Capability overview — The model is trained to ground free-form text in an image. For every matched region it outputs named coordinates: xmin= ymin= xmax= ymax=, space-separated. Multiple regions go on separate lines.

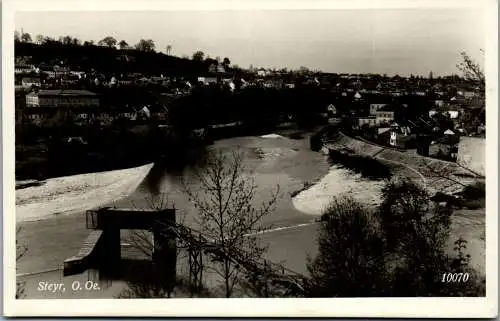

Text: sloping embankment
xmin=324 ymin=133 xmax=480 ymax=195
xmin=16 ymin=163 xmax=154 ymax=223
xmin=319 ymin=132 xmax=485 ymax=276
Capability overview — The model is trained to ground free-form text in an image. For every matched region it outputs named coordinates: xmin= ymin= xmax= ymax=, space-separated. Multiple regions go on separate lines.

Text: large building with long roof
xmin=25 ymin=90 xmax=99 ymax=108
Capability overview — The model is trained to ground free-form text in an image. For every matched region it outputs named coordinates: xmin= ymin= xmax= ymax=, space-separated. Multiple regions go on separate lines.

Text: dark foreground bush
xmin=305 ymin=180 xmax=485 ymax=297
xmin=460 ymin=181 xmax=486 ymax=200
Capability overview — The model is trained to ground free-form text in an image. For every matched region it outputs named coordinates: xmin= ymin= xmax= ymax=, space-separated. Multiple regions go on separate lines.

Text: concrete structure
xmin=26 ymin=90 xmax=99 ymax=108
xmin=64 ymin=207 xmax=177 ymax=280
xmin=457 ymin=136 xmax=485 ymax=176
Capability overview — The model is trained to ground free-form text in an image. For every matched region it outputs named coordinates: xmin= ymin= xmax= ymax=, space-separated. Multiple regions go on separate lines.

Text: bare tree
xmin=457 ymin=51 xmax=485 ymax=91
xmin=184 ymin=150 xmax=280 ymax=297
xmin=166 ymin=45 xmax=172 ymax=55
xmin=422 ymin=159 xmax=472 ymax=188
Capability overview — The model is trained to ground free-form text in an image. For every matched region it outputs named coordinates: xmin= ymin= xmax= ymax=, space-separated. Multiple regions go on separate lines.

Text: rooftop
xmin=21 ymin=77 xmax=40 ymax=82
xmin=377 ymin=104 xmax=398 ymax=112
xmin=27 ymin=90 xmax=97 ymax=97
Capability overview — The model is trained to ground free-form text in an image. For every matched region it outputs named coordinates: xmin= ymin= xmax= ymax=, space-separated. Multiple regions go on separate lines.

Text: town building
xmin=21 ymin=77 xmax=41 ymax=88
xmin=327 ymin=104 xmax=337 ymax=117
xmin=61 ymin=74 xmax=80 ymax=86
xmin=436 ymin=131 xmax=459 ymax=161
xmin=389 ymin=123 xmax=413 ymax=148
xmin=15 ymin=64 xmax=37 ymax=74
xmin=374 ymin=105 xmax=396 ymax=125
xmin=370 ymin=103 xmax=387 ymax=115
xmin=355 ymin=116 xmax=377 ymax=128
xmin=42 ymin=70 xmax=57 ymax=78
xmin=445 ymin=110 xmax=460 ymax=119
xmin=25 ymin=90 xmax=99 ymax=108
xmin=257 ymin=69 xmax=269 ymax=77
xmin=197 ymin=77 xmax=218 ymax=86
xmin=435 ymin=100 xmax=445 ymax=107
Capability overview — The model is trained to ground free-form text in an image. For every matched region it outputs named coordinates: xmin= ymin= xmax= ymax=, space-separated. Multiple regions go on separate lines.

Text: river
xmin=15 ymin=131 xmax=485 ymax=298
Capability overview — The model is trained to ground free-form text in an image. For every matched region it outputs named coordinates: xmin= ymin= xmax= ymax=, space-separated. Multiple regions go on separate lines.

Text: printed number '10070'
xmin=441 ymin=272 xmax=469 ymax=282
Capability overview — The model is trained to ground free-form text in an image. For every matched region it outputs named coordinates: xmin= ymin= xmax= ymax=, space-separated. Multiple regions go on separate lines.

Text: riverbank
xmin=290 ymin=131 xmax=486 ymax=275
xmin=16 ymin=129 xmax=328 ymax=298
xmin=16 ymin=163 xmax=154 ymax=222
xmin=16 ymin=126 xmax=485 ymax=298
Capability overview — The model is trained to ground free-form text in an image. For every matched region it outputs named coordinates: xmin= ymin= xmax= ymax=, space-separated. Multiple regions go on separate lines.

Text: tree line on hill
xmin=16 ymin=31 xmax=162 ymax=53
xmin=14 ymin=31 xmax=237 ymax=76
xmin=15 ymin=41 xmax=208 ymax=76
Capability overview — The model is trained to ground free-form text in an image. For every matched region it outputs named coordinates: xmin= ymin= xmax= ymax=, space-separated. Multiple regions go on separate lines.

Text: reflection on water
xmin=134 ymin=133 xmax=331 ymax=230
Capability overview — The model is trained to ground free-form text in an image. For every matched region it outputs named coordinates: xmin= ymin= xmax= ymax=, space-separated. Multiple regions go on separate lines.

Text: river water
xmin=16 ymin=131 xmax=485 ymax=298
xmin=131 ymin=131 xmax=332 ymax=229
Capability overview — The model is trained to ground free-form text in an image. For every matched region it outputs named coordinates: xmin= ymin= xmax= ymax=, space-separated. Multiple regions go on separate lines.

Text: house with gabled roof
xmin=327 ymin=104 xmax=337 ymax=117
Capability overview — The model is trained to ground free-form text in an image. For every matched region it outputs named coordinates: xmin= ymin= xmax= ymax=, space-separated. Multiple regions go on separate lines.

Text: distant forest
xmin=15 ymin=42 xmax=215 ymax=77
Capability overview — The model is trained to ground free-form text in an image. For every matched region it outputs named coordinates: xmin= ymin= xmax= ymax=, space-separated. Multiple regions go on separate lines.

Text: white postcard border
xmin=2 ymin=0 xmax=498 ymax=317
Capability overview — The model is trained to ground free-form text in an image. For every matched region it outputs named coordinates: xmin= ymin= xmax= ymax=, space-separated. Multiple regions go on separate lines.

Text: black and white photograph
xmin=3 ymin=0 xmax=498 ymax=317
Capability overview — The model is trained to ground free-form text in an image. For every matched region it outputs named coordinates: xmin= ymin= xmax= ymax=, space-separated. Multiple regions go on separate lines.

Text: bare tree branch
xmin=184 ymin=149 xmax=281 ymax=297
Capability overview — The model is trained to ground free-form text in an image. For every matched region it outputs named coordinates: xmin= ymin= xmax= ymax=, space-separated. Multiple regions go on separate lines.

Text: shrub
xmin=306 ymin=180 xmax=485 ymax=297
xmin=306 ymin=197 xmax=388 ymax=297
xmin=461 ymin=181 xmax=486 ymax=200
xmin=328 ymin=149 xmax=392 ymax=180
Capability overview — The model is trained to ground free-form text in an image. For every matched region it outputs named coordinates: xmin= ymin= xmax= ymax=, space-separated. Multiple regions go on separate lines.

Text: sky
xmin=15 ymin=9 xmax=485 ymax=76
